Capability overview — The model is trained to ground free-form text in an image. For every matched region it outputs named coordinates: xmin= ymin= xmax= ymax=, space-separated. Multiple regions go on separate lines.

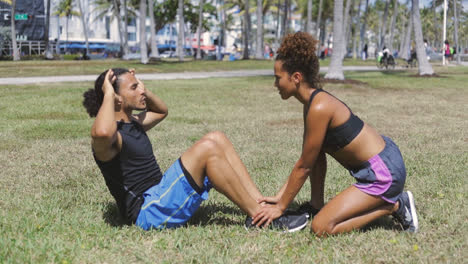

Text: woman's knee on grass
xmin=311 ymin=214 xmax=337 ymax=237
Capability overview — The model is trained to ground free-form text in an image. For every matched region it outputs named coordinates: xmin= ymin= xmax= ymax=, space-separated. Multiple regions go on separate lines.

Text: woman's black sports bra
xmin=306 ymin=89 xmax=364 ymax=152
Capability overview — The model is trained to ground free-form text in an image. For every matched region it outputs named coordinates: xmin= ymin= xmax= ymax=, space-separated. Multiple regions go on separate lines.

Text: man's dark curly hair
xmin=276 ymin=32 xmax=322 ymax=89
xmin=82 ymin=68 xmax=130 ymax=117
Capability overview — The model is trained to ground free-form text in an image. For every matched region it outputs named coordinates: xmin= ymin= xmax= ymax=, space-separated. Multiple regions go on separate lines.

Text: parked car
xmin=160 ymin=50 xmax=175 ymax=58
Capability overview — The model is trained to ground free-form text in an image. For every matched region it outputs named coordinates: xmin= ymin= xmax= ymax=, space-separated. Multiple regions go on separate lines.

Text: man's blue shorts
xmin=135 ymin=158 xmax=212 ymax=230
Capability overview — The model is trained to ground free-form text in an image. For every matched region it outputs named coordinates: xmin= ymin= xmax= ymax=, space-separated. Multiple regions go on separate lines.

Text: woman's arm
xmin=253 ymin=99 xmax=331 ymax=227
xmin=310 ymin=151 xmax=327 ymax=210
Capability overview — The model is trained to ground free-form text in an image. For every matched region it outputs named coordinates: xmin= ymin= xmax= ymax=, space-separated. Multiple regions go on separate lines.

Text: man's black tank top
xmin=306 ymin=89 xmax=364 ymax=152
xmin=93 ymin=120 xmax=163 ymax=224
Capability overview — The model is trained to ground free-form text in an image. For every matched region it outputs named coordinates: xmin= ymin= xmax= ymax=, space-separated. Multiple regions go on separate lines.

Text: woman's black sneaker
xmin=392 ymin=191 xmax=419 ymax=233
xmin=285 ymin=202 xmax=320 ymax=219
xmin=244 ymin=213 xmax=308 ymax=233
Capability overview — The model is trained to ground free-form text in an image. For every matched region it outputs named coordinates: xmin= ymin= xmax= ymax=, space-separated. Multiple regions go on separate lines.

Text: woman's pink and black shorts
xmin=349 ymin=136 xmax=406 ymax=204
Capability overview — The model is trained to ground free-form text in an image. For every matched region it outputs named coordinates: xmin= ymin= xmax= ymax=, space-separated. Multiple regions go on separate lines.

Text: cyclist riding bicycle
xmin=378 ymin=46 xmax=395 ymax=69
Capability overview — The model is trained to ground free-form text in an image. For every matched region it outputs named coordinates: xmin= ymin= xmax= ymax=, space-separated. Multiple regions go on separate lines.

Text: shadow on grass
xmin=102 ymin=202 xmax=127 ymax=228
xmin=103 ymin=200 xmax=401 ymax=232
xmin=361 ymin=216 xmax=402 ymax=232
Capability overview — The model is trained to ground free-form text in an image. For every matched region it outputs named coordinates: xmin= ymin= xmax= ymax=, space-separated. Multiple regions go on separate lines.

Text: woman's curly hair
xmin=82 ymin=68 xmax=130 ymax=117
xmin=276 ymin=32 xmax=321 ymax=89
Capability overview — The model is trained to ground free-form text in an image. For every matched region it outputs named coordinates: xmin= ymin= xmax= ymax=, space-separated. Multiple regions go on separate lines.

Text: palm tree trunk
xmin=148 ymin=0 xmax=159 ymax=58
xmin=315 ymin=0 xmax=323 ymax=42
xmin=10 ymin=0 xmax=20 ymax=60
xmin=359 ymin=0 xmax=368 ymax=57
xmin=77 ymin=0 xmax=89 ymax=56
xmin=139 ymin=0 xmax=148 ymax=64
xmin=255 ymin=0 xmax=264 ymax=59
xmin=325 ymin=0 xmax=345 ymax=80
xmin=342 ymin=0 xmax=353 ymax=59
xmin=242 ymin=0 xmax=250 ymax=59
xmin=306 ymin=0 xmax=312 ymax=34
xmin=177 ymin=0 xmax=184 ymax=61
xmin=388 ymin=0 xmax=398 ymax=52
xmin=196 ymin=0 xmax=203 ymax=60
xmin=432 ymin=0 xmax=438 ymax=49
xmin=44 ymin=0 xmax=53 ymax=58
xmin=379 ymin=0 xmax=389 ymax=50
xmin=56 ymin=15 xmax=60 ymax=54
xmin=281 ymin=0 xmax=289 ymax=37
xmin=453 ymin=0 xmax=460 ymax=64
xmin=412 ymin=0 xmax=433 ymax=75
xmin=220 ymin=0 xmax=226 ymax=51
xmin=398 ymin=12 xmax=406 ymax=56
xmin=275 ymin=0 xmax=280 ymax=46
xmin=113 ymin=0 xmax=124 ymax=57
xmin=65 ymin=17 xmax=69 ymax=53
xmin=401 ymin=5 xmax=412 ymax=61
xmin=122 ymin=0 xmax=130 ymax=59
xmin=352 ymin=0 xmax=362 ymax=59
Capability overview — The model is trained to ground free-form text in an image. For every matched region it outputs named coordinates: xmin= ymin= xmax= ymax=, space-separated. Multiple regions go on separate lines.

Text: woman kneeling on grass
xmin=252 ymin=32 xmax=419 ymax=236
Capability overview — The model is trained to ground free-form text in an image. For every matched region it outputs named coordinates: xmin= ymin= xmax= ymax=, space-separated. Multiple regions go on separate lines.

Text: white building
xmin=29 ymin=0 xmax=304 ymax=55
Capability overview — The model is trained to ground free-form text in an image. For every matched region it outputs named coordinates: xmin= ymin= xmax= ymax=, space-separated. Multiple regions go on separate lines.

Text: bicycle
xmin=377 ymin=54 xmax=396 ymax=70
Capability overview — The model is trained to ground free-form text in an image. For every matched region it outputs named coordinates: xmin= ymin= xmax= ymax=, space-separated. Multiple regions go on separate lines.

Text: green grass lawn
xmin=0 ymin=66 xmax=467 ymax=263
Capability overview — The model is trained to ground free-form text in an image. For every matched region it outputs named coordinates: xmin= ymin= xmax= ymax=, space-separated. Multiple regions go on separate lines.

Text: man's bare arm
xmin=91 ymin=70 xmax=120 ymax=161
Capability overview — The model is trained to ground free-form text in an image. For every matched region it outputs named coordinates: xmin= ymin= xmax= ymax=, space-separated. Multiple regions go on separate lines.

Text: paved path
xmin=0 ymin=66 xmax=385 ymax=85
xmin=3 ymin=63 xmax=467 ymax=85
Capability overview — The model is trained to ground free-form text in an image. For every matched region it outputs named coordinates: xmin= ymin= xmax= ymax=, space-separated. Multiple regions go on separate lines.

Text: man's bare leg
xmin=201 ymin=131 xmax=263 ymax=201
xmin=180 ymin=135 xmax=261 ymax=217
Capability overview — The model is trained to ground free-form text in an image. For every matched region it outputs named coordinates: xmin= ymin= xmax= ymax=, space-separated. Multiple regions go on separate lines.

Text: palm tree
xmin=196 ymin=0 xmax=203 ymax=60
xmin=342 ymin=0 xmax=353 ymax=59
xmin=281 ymin=0 xmax=289 ymax=38
xmin=379 ymin=0 xmax=389 ymax=51
xmin=453 ymin=0 xmax=460 ymax=64
xmin=398 ymin=1 xmax=408 ymax=57
xmin=388 ymin=0 xmax=398 ymax=52
xmin=242 ymin=0 xmax=250 ymax=59
xmin=44 ymin=0 xmax=53 ymax=58
xmin=306 ymin=0 xmax=312 ymax=34
xmin=412 ymin=0 xmax=433 ymax=75
xmin=139 ymin=0 xmax=148 ymax=64
xmin=325 ymin=0 xmax=345 ymax=80
xmin=148 ymin=0 xmax=159 ymax=58
xmin=76 ymin=0 xmax=90 ymax=56
xmin=401 ymin=2 xmax=412 ymax=61
xmin=255 ymin=0 xmax=264 ymax=59
xmin=54 ymin=0 xmax=80 ymax=53
xmin=177 ymin=0 xmax=184 ymax=61
xmin=10 ymin=0 xmax=20 ymax=60
xmin=122 ymin=0 xmax=130 ymax=58
xmin=315 ymin=0 xmax=323 ymax=41
xmin=94 ymin=0 xmax=128 ymax=57
xmin=352 ymin=0 xmax=362 ymax=59
xmin=359 ymin=0 xmax=369 ymax=57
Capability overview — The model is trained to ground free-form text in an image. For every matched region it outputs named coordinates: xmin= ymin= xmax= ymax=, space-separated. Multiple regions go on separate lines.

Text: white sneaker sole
xmin=244 ymin=219 xmax=309 ymax=233
xmin=406 ymin=191 xmax=419 ymax=233
xmin=285 ymin=219 xmax=309 ymax=233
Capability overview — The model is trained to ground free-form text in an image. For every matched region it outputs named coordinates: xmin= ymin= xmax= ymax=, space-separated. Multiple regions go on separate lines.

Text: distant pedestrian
xmin=319 ymin=44 xmax=326 ymax=60
xmin=444 ymin=40 xmax=451 ymax=65
xmin=362 ymin=44 xmax=368 ymax=60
